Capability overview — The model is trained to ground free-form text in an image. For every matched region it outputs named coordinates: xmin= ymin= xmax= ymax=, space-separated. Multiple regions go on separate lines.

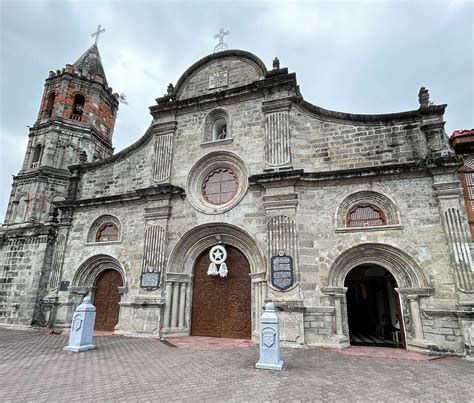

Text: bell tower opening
xmin=345 ymin=265 xmax=405 ymax=348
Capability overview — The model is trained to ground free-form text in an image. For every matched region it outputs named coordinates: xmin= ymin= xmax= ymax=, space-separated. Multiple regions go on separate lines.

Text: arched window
xmin=31 ymin=144 xmax=42 ymax=168
xmin=346 ymin=204 xmax=386 ymax=228
xmin=71 ymin=94 xmax=85 ymax=121
xmin=96 ymin=222 xmax=120 ymax=242
xmin=204 ymin=109 xmax=230 ymax=143
xmin=45 ymin=92 xmax=55 ymax=118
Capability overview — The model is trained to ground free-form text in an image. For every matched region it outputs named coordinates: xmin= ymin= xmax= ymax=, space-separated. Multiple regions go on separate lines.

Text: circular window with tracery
xmin=202 ymin=168 xmax=239 ymax=205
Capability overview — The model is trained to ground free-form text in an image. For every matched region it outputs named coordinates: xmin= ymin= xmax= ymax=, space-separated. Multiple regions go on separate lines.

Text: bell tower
xmin=3 ymin=42 xmax=119 ymax=226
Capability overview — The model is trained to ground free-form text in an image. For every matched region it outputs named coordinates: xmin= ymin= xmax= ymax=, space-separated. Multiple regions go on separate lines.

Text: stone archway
xmin=163 ymin=223 xmax=266 ymax=339
xmin=324 ymin=243 xmax=433 ymax=351
xmin=70 ymin=255 xmax=126 ymax=332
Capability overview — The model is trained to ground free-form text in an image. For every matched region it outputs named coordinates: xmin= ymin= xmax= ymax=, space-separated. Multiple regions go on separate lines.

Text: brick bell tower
xmin=3 ymin=42 xmax=119 ymax=226
xmin=0 ymin=39 xmax=119 ymax=327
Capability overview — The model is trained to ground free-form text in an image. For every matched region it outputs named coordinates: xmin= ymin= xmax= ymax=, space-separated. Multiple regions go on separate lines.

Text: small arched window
xmin=96 ymin=222 xmax=120 ymax=242
xmin=204 ymin=109 xmax=230 ymax=143
xmin=45 ymin=92 xmax=55 ymax=118
xmin=346 ymin=204 xmax=386 ymax=228
xmin=31 ymin=144 xmax=42 ymax=168
xmin=71 ymin=94 xmax=85 ymax=120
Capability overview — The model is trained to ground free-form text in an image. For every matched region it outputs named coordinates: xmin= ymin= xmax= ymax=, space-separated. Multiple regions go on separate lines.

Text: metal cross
xmin=213 ymin=28 xmax=230 ymax=52
xmin=91 ymin=25 xmax=106 ymax=45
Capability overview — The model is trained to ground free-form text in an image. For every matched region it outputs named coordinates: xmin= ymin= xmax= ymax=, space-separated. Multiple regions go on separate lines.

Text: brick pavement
xmin=0 ymin=328 xmax=473 ymax=402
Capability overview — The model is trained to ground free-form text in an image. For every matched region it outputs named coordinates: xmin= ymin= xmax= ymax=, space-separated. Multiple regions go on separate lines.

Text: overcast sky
xmin=0 ymin=0 xmax=472 ymax=220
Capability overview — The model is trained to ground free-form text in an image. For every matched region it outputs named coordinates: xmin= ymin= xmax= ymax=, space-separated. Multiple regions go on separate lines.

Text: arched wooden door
xmin=94 ymin=269 xmax=123 ymax=331
xmin=191 ymin=246 xmax=251 ymax=339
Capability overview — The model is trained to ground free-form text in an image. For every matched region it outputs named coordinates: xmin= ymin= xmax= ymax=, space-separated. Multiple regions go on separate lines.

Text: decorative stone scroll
xmin=209 ymin=71 xmax=228 ymax=89
xmin=444 ymin=208 xmax=474 ymax=292
xmin=265 ymin=111 xmax=291 ymax=166
xmin=267 ymin=215 xmax=297 ymax=289
xmin=140 ymin=226 xmax=165 ymax=290
xmin=271 ymin=252 xmax=294 ymax=291
xmin=152 ymin=133 xmax=173 ymax=182
xmin=49 ymin=233 xmax=66 ymax=289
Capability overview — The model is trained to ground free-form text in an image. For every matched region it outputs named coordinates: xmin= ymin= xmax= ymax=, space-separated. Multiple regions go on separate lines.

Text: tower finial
xmin=91 ymin=25 xmax=106 ymax=45
xmin=213 ymin=28 xmax=230 ymax=53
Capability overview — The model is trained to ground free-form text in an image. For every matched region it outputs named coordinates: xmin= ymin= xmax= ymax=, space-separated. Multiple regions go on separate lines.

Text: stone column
xmin=407 ymin=295 xmax=424 ymax=341
xmin=170 ymin=282 xmax=180 ymax=329
xmin=334 ymin=296 xmax=344 ymax=336
xmin=178 ymin=282 xmax=187 ymax=329
xmin=163 ymin=281 xmax=172 ymax=329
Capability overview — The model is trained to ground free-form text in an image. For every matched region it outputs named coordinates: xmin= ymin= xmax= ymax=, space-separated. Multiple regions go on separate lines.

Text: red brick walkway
xmin=328 ymin=346 xmax=445 ymax=361
xmin=3 ymin=328 xmax=471 ymax=401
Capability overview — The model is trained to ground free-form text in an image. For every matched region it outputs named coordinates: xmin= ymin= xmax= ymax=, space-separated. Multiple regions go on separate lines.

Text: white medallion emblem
xmin=207 ymin=245 xmax=228 ymax=277
xmin=262 ymin=327 xmax=276 ymax=348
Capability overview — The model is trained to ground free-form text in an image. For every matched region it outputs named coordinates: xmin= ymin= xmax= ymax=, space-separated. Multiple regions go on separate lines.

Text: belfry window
xmin=45 ymin=92 xmax=55 ymax=118
xmin=96 ymin=222 xmax=120 ymax=242
xmin=346 ymin=204 xmax=386 ymax=227
xmin=71 ymin=94 xmax=85 ymax=120
xmin=31 ymin=144 xmax=42 ymax=168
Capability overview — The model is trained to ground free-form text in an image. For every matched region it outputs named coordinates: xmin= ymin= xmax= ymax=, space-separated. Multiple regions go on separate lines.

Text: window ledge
xmin=335 ymin=224 xmax=403 ymax=233
xmin=85 ymin=240 xmax=122 ymax=246
xmin=200 ymin=138 xmax=233 ymax=148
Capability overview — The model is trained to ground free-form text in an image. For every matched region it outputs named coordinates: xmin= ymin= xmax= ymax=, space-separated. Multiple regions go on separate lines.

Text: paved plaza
xmin=0 ymin=328 xmax=473 ymax=402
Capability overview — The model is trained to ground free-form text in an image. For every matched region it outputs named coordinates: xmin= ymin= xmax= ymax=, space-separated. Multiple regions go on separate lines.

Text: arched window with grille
xmin=346 ymin=204 xmax=387 ymax=228
xmin=96 ymin=222 xmax=120 ymax=242
xmin=31 ymin=144 xmax=42 ymax=168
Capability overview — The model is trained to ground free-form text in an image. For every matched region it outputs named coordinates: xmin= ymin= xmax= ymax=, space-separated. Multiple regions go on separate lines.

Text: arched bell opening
xmin=344 ymin=265 xmax=405 ymax=348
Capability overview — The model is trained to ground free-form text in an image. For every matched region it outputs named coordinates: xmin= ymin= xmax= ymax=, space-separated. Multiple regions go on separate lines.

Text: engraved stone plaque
xmin=271 ymin=255 xmax=294 ymax=291
xmin=209 ymin=71 xmax=228 ymax=89
xmin=141 ymin=272 xmax=160 ymax=290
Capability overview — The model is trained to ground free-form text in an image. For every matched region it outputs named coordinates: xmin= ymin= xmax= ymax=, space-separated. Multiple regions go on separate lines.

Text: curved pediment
xmin=174 ymin=50 xmax=267 ymax=101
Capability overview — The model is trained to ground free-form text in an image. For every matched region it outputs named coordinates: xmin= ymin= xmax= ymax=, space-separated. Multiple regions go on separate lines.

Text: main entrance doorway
xmin=345 ymin=265 xmax=405 ymax=348
xmin=191 ymin=245 xmax=251 ymax=339
xmin=94 ymin=269 xmax=123 ymax=331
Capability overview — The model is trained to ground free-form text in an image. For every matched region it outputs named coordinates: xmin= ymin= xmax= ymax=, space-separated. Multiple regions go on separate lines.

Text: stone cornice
xmin=57 ymin=184 xmax=185 ymax=208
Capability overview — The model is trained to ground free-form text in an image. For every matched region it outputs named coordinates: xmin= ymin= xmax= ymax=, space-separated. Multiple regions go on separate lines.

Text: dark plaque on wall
xmin=141 ymin=272 xmax=160 ymax=291
xmin=59 ymin=281 xmax=70 ymax=291
xmin=271 ymin=253 xmax=294 ymax=291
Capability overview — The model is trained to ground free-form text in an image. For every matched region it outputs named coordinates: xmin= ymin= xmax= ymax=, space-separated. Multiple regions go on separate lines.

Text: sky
xmin=0 ymin=0 xmax=473 ymax=220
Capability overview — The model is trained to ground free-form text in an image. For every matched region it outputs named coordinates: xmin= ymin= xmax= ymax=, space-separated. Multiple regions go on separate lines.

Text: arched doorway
xmin=191 ymin=245 xmax=251 ymax=339
xmin=94 ymin=269 xmax=123 ymax=331
xmin=345 ymin=265 xmax=405 ymax=348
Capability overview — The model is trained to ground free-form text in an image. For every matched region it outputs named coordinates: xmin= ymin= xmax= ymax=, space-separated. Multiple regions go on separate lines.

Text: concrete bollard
xmin=256 ymin=301 xmax=284 ymax=371
xmin=63 ymin=295 xmax=96 ymax=352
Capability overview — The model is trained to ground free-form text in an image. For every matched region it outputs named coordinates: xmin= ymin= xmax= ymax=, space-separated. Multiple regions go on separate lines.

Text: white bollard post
xmin=63 ymin=295 xmax=96 ymax=352
xmin=256 ymin=301 xmax=284 ymax=371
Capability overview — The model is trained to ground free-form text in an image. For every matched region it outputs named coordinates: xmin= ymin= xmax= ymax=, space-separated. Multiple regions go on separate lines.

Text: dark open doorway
xmin=345 ymin=265 xmax=405 ymax=348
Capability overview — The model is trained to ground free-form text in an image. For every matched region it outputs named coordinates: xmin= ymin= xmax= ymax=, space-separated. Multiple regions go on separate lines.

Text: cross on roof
xmin=213 ymin=28 xmax=230 ymax=52
xmin=91 ymin=25 xmax=106 ymax=45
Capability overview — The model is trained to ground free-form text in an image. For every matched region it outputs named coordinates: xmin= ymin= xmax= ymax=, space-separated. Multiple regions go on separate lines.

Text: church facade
xmin=1 ymin=42 xmax=473 ymax=357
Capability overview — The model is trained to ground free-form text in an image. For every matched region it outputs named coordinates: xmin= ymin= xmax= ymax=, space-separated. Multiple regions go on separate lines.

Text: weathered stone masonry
xmin=0 ymin=46 xmax=472 ymax=357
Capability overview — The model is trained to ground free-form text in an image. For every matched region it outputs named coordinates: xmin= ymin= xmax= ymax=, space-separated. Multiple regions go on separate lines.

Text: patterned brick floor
xmin=0 ymin=328 xmax=473 ymax=402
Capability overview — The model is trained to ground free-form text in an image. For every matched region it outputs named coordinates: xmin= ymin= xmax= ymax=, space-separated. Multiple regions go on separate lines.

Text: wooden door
xmin=191 ymin=246 xmax=251 ymax=339
xmin=94 ymin=270 xmax=123 ymax=331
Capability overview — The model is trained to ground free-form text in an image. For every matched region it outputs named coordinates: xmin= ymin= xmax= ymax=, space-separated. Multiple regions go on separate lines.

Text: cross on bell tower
xmin=213 ymin=28 xmax=230 ymax=53
xmin=91 ymin=24 xmax=106 ymax=45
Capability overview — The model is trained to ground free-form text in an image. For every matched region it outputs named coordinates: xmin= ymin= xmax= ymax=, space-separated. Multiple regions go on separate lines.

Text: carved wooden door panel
xmin=94 ymin=270 xmax=123 ymax=331
xmin=191 ymin=246 xmax=251 ymax=339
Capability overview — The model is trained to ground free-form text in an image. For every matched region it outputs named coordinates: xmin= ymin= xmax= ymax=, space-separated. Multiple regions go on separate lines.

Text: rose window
xmin=202 ymin=168 xmax=239 ymax=205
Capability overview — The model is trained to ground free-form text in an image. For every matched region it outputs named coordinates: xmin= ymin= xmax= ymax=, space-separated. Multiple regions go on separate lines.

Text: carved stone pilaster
xmin=263 ymin=99 xmax=292 ymax=168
